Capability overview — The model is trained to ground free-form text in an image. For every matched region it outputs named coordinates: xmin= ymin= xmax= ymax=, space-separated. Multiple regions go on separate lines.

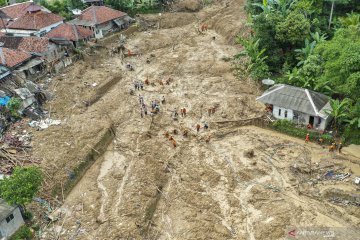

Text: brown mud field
xmin=28 ymin=0 xmax=360 ymax=239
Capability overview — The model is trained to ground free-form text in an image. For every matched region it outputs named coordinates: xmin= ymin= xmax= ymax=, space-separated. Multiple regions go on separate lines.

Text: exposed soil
xmin=29 ymin=0 xmax=360 ymax=239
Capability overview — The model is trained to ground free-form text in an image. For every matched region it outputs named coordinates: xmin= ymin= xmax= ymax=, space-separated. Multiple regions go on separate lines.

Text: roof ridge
xmin=72 ymin=24 xmax=79 ymax=41
xmin=305 ymin=89 xmax=319 ymax=115
xmin=0 ymin=1 xmax=31 ymax=10
xmin=0 ymin=47 xmax=6 ymax=65
xmin=256 ymin=84 xmax=285 ymax=101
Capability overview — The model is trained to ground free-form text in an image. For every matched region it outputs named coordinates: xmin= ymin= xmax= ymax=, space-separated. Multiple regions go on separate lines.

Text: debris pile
xmin=29 ymin=118 xmax=61 ymax=130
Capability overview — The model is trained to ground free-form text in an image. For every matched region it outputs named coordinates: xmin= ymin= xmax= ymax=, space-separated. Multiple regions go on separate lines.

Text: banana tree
xmin=339 ymin=12 xmax=360 ymax=31
xmin=326 ymin=98 xmax=351 ymax=131
xmin=346 ymin=101 xmax=360 ymax=128
xmin=294 ymin=38 xmax=316 ymax=66
xmin=252 ymin=0 xmax=273 ymax=15
xmin=310 ymin=32 xmax=327 ymax=43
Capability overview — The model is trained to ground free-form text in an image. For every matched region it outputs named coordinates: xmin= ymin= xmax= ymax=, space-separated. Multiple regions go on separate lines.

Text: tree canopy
xmin=0 ymin=166 xmax=43 ymax=207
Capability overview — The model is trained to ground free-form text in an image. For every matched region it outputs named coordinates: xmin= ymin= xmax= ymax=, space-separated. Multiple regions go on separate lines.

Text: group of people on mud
xmin=131 ymin=77 xmax=172 ymax=118
xmin=129 ymin=72 xmax=214 ymax=148
xmin=164 ymin=121 xmax=211 ymax=148
xmin=305 ymin=133 xmax=343 ymax=153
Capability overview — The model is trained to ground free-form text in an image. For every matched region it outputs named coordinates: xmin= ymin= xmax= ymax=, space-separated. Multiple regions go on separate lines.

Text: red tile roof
xmin=0 ymin=47 xmax=31 ymax=68
xmin=0 ymin=18 xmax=9 ymax=29
xmin=0 ymin=2 xmax=33 ymax=19
xmin=79 ymin=6 xmax=126 ymax=25
xmin=0 ymin=36 xmax=50 ymax=54
xmin=7 ymin=11 xmax=63 ymax=30
xmin=45 ymin=23 xmax=93 ymax=41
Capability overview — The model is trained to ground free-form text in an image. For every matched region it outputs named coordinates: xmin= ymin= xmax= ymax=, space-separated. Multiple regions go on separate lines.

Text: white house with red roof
xmin=0 ymin=3 xmax=63 ymax=37
xmin=68 ymin=6 xmax=132 ymax=39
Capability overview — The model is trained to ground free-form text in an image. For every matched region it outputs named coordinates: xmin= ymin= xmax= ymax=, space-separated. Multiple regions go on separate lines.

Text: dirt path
xmin=34 ymin=1 xmax=360 ymax=239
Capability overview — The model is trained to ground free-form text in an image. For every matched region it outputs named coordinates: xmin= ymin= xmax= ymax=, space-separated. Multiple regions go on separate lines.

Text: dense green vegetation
xmin=0 ymin=166 xmax=43 ymax=210
xmin=9 ymin=226 xmax=33 ymax=240
xmin=0 ymin=0 xmax=166 ymax=18
xmin=239 ymin=0 xmax=360 ymax=143
xmin=106 ymin=0 xmax=168 ymax=15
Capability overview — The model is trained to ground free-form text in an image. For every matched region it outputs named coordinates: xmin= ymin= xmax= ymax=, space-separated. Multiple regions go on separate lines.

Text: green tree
xmin=6 ymin=97 xmax=22 ymax=118
xmin=66 ymin=0 xmax=85 ymax=9
xmin=252 ymin=12 xmax=285 ymax=71
xmin=276 ymin=11 xmax=311 ymax=46
xmin=0 ymin=0 xmax=6 ymax=7
xmin=325 ymin=0 xmax=351 ymax=28
xmin=295 ymin=39 xmax=316 ymax=66
xmin=326 ymin=98 xmax=351 ymax=129
xmin=339 ymin=12 xmax=360 ymax=30
xmin=315 ymin=28 xmax=360 ymax=99
xmin=235 ymin=37 xmax=270 ymax=80
xmin=346 ymin=100 xmax=360 ymax=128
xmin=0 ymin=166 xmax=43 ymax=210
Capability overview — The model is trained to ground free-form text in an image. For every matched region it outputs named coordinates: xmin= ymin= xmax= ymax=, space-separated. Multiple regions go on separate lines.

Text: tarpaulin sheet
xmin=0 ymin=96 xmax=10 ymax=106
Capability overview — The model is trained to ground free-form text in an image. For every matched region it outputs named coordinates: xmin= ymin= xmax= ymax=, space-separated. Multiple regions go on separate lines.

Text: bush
xmin=342 ymin=126 xmax=360 ymax=145
xmin=6 ymin=97 xmax=22 ymax=118
xmin=10 ymin=226 xmax=32 ymax=240
xmin=271 ymin=119 xmax=334 ymax=144
xmin=23 ymin=211 xmax=33 ymax=221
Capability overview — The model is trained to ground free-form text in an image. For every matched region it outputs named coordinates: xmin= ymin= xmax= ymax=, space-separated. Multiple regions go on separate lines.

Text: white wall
xmin=0 ymin=207 xmax=24 ymax=239
xmin=273 ymin=106 xmax=330 ymax=131
xmin=272 ymin=106 xmax=294 ymax=121
xmin=36 ymin=21 xmax=63 ymax=37
xmin=3 ymin=21 xmax=63 ymax=37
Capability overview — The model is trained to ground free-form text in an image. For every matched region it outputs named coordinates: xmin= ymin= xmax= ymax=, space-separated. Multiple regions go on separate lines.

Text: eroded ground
xmin=30 ymin=0 xmax=360 ymax=239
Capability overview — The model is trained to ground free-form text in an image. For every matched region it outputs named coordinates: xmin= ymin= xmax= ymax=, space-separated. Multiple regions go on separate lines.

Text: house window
xmin=6 ymin=213 xmax=14 ymax=223
xmin=318 ymin=118 xmax=322 ymax=124
xmin=284 ymin=110 xmax=288 ymax=118
xmin=278 ymin=108 xmax=282 ymax=116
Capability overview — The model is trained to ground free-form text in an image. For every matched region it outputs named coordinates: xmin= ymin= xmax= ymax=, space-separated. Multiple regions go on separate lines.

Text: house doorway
xmin=309 ymin=116 xmax=314 ymax=126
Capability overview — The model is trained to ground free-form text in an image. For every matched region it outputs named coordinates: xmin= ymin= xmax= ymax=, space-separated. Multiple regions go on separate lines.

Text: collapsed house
xmin=256 ymin=84 xmax=332 ymax=131
xmin=68 ymin=6 xmax=132 ymax=39
xmin=0 ymin=35 xmax=70 ymax=79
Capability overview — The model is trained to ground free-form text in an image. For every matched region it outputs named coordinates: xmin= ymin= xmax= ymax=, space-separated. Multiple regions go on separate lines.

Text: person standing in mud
xmin=338 ymin=142 xmax=343 ymax=153
xmin=196 ymin=124 xmax=201 ymax=133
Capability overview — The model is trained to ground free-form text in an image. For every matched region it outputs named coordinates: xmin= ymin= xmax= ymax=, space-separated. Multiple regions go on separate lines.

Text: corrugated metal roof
xmin=256 ymin=84 xmax=330 ymax=116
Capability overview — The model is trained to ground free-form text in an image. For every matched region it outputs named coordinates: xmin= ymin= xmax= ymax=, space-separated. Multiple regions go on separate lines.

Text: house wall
xmin=272 ymin=106 xmax=294 ymax=121
xmin=0 ymin=207 xmax=24 ymax=239
xmin=95 ymin=21 xmax=116 ymax=39
xmin=319 ymin=116 xmax=332 ymax=131
xmin=273 ymin=106 xmax=329 ymax=131
xmin=36 ymin=21 xmax=63 ymax=37
xmin=3 ymin=21 xmax=63 ymax=37
xmin=45 ymin=43 xmax=64 ymax=62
